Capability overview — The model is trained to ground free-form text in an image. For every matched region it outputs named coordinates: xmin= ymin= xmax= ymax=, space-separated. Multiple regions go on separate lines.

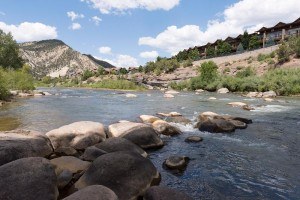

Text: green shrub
xmin=276 ymin=42 xmax=291 ymax=63
xmin=169 ymin=80 xmax=190 ymax=90
xmin=88 ymin=79 xmax=144 ymax=90
xmin=236 ymin=66 xmax=256 ymax=78
xmin=182 ymin=59 xmax=193 ymax=68
xmin=82 ymin=70 xmax=95 ymax=81
xmin=223 ymin=67 xmax=230 ymax=74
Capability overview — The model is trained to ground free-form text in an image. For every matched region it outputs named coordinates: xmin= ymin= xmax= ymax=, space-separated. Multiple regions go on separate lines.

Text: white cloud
xmin=0 ymin=22 xmax=57 ymax=42
xmin=139 ymin=51 xmax=159 ymax=59
xmin=82 ymin=0 xmax=180 ymax=14
xmin=91 ymin=16 xmax=102 ymax=25
xmin=70 ymin=23 xmax=82 ymax=30
xmin=139 ymin=0 xmax=300 ymax=55
xmin=99 ymin=46 xmax=111 ymax=54
xmin=97 ymin=54 xmax=138 ymax=68
xmin=67 ymin=11 xmax=84 ymax=21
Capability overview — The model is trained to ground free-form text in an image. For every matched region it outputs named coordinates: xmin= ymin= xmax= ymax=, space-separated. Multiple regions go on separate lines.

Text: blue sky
xmin=0 ymin=0 xmax=299 ymax=67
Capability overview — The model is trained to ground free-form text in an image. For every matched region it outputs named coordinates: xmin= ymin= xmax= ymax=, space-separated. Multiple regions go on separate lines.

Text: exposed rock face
xmin=144 ymin=186 xmax=192 ymax=200
xmin=152 ymin=120 xmax=182 ymax=136
xmin=50 ymin=156 xmax=91 ymax=175
xmin=95 ymin=137 xmax=147 ymax=157
xmin=217 ymin=88 xmax=229 ymax=94
xmin=74 ymin=151 xmax=160 ymax=200
xmin=63 ymin=185 xmax=119 ymax=200
xmin=108 ymin=122 xmax=164 ymax=149
xmin=80 ymin=146 xmax=107 ymax=162
xmin=46 ymin=121 xmax=106 ymax=150
xmin=0 ymin=157 xmax=58 ymax=200
xmin=0 ymin=130 xmax=53 ymax=166
xmin=19 ymin=39 xmax=114 ymax=78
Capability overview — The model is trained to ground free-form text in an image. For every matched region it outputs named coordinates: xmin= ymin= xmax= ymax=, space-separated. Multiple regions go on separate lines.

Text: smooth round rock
xmin=80 ymin=146 xmax=107 ymax=161
xmin=198 ymin=119 xmax=236 ymax=133
xmin=140 ymin=115 xmax=161 ymax=124
xmin=144 ymin=186 xmax=192 ymax=200
xmin=0 ymin=130 xmax=53 ymax=166
xmin=229 ymin=120 xmax=247 ymax=129
xmin=63 ymin=185 xmax=118 ymax=200
xmin=95 ymin=137 xmax=147 ymax=157
xmin=152 ymin=120 xmax=182 ymax=136
xmin=50 ymin=156 xmax=91 ymax=175
xmin=217 ymin=88 xmax=229 ymax=94
xmin=74 ymin=151 xmax=160 ymax=200
xmin=0 ymin=157 xmax=58 ymax=200
xmin=185 ymin=136 xmax=203 ymax=143
xmin=108 ymin=122 xmax=164 ymax=149
xmin=46 ymin=121 xmax=106 ymax=150
xmin=164 ymin=156 xmax=189 ymax=170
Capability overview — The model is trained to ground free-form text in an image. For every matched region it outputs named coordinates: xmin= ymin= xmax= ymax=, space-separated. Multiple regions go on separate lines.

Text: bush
xmin=144 ymin=58 xmax=179 ymax=74
xmin=82 ymin=70 xmax=95 ymax=81
xmin=288 ymin=36 xmax=300 ymax=58
xmin=182 ymin=59 xmax=193 ymax=68
xmin=169 ymin=80 xmax=190 ymax=90
xmin=276 ymin=42 xmax=291 ymax=63
xmin=89 ymin=79 xmax=144 ymax=90
xmin=236 ymin=66 xmax=256 ymax=78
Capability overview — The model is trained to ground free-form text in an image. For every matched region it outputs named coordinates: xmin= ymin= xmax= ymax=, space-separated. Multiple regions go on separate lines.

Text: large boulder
xmin=50 ymin=156 xmax=91 ymax=175
xmin=0 ymin=157 xmax=58 ymax=200
xmin=80 ymin=146 xmax=107 ymax=162
xmin=198 ymin=119 xmax=236 ymax=133
xmin=0 ymin=130 xmax=53 ymax=166
xmin=152 ymin=120 xmax=182 ymax=136
xmin=246 ymin=92 xmax=263 ymax=98
xmin=144 ymin=186 xmax=192 ymax=200
xmin=228 ymin=102 xmax=248 ymax=107
xmin=74 ymin=151 xmax=160 ymax=200
xmin=95 ymin=137 xmax=147 ymax=157
xmin=46 ymin=121 xmax=106 ymax=150
xmin=198 ymin=111 xmax=219 ymax=122
xmin=108 ymin=122 xmax=164 ymax=149
xmin=63 ymin=185 xmax=118 ymax=200
xmin=140 ymin=115 xmax=161 ymax=124
xmin=217 ymin=88 xmax=229 ymax=94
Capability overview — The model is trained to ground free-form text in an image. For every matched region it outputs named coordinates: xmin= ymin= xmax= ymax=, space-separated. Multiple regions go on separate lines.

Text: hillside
xmin=83 ymin=54 xmax=115 ymax=69
xmin=19 ymin=39 xmax=114 ymax=78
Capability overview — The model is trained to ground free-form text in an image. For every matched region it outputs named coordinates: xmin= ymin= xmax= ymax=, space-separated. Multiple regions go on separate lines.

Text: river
xmin=0 ymin=87 xmax=299 ymax=200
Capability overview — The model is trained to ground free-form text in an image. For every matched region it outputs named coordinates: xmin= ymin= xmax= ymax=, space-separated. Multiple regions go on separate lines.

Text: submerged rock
xmin=74 ymin=151 xmax=160 ymax=200
xmin=95 ymin=137 xmax=147 ymax=157
xmin=208 ymin=97 xmax=217 ymax=100
xmin=164 ymin=94 xmax=174 ymax=98
xmin=0 ymin=157 xmax=58 ymax=200
xmin=125 ymin=93 xmax=137 ymax=98
xmin=185 ymin=136 xmax=203 ymax=143
xmin=164 ymin=156 xmax=189 ymax=170
xmin=46 ymin=121 xmax=106 ymax=150
xmin=63 ymin=185 xmax=118 ymax=200
xmin=0 ymin=130 xmax=53 ymax=166
xmin=108 ymin=122 xmax=164 ymax=149
xmin=152 ymin=120 xmax=182 ymax=136
xmin=144 ymin=186 xmax=192 ymax=200
xmin=165 ymin=90 xmax=180 ymax=94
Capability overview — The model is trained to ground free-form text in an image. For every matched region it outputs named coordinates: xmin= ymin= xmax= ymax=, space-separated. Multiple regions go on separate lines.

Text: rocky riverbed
xmin=0 ymin=88 xmax=300 ymax=199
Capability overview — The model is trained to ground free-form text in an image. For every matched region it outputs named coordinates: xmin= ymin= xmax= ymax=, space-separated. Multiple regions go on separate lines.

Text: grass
xmin=86 ymin=79 xmax=145 ymax=90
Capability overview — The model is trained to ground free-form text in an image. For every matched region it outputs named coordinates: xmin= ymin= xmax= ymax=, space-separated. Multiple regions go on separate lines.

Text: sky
xmin=0 ymin=0 xmax=300 ymax=68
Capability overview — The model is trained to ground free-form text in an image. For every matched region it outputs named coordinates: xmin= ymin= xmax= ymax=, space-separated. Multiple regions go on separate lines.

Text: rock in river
xmin=198 ymin=118 xmax=236 ymax=133
xmin=0 ymin=157 xmax=58 ymax=200
xmin=50 ymin=156 xmax=91 ymax=175
xmin=63 ymin=185 xmax=118 ymax=200
xmin=152 ymin=120 xmax=182 ymax=136
xmin=217 ymin=88 xmax=229 ymax=94
xmin=164 ymin=156 xmax=189 ymax=170
xmin=0 ymin=130 xmax=53 ymax=166
xmin=46 ymin=121 xmax=106 ymax=150
xmin=95 ymin=137 xmax=147 ymax=157
xmin=140 ymin=115 xmax=161 ymax=124
xmin=144 ymin=186 xmax=192 ymax=200
xmin=108 ymin=122 xmax=164 ymax=149
xmin=80 ymin=146 xmax=107 ymax=162
xmin=74 ymin=151 xmax=160 ymax=200
xmin=185 ymin=136 xmax=203 ymax=143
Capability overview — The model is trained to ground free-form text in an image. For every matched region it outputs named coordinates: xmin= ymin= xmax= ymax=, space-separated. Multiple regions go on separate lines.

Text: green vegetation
xmin=241 ymin=31 xmax=250 ymax=50
xmin=170 ymin=60 xmax=300 ymax=96
xmin=144 ymin=57 xmax=179 ymax=75
xmin=216 ymin=41 xmax=232 ymax=55
xmin=0 ymin=29 xmax=35 ymax=100
xmin=188 ymin=49 xmax=200 ymax=61
xmin=249 ymin=35 xmax=260 ymax=49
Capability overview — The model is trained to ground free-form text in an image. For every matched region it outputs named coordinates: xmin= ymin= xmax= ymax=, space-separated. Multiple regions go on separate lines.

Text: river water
xmin=0 ymin=88 xmax=299 ymax=200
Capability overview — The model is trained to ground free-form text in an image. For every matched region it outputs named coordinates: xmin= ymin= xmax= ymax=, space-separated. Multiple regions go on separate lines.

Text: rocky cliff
xmin=19 ymin=39 xmax=114 ymax=78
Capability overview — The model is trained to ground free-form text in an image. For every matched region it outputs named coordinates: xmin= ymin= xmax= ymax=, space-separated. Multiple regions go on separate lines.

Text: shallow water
xmin=1 ymin=87 xmax=300 ymax=200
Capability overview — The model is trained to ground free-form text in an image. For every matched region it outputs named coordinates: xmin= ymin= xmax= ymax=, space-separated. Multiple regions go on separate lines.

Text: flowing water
xmin=0 ymin=88 xmax=299 ymax=200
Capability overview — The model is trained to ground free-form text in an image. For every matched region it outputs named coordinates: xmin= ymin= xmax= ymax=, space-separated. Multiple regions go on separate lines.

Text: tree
xmin=82 ymin=69 xmax=94 ymax=81
xmin=277 ymin=42 xmax=291 ymax=63
xmin=241 ymin=31 xmax=250 ymax=50
xmin=216 ymin=41 xmax=232 ymax=55
xmin=119 ymin=68 xmax=128 ymax=75
xmin=249 ymin=35 xmax=261 ymax=49
xmin=188 ymin=49 xmax=200 ymax=61
xmin=206 ymin=46 xmax=216 ymax=57
xmin=199 ymin=61 xmax=218 ymax=84
xmin=176 ymin=50 xmax=188 ymax=62
xmin=0 ymin=29 xmax=24 ymax=69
